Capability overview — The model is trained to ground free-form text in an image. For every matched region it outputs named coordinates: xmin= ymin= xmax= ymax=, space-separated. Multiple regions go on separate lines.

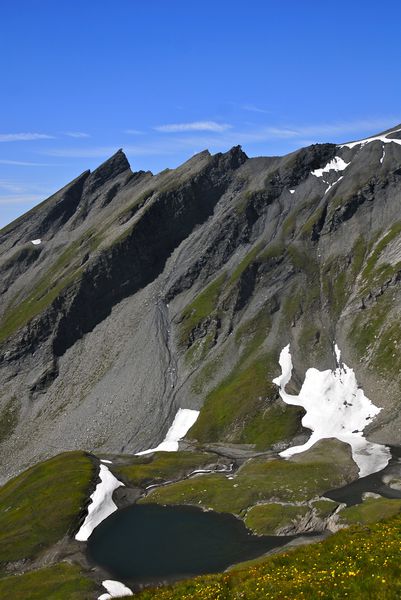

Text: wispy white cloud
xmin=154 ymin=121 xmax=232 ymax=133
xmin=0 ymin=132 xmax=54 ymax=142
xmin=241 ymin=104 xmax=271 ymax=114
xmin=62 ymin=131 xmax=90 ymax=138
xmin=124 ymin=129 xmax=145 ymax=135
xmin=0 ymin=159 xmax=55 ymax=166
xmin=39 ymin=117 xmax=401 ymax=161
xmin=0 ymin=180 xmax=27 ymax=194
xmin=174 ymin=117 xmax=401 ymax=148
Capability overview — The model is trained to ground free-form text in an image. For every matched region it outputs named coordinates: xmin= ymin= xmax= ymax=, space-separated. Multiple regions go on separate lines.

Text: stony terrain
xmin=2 ymin=124 xmax=401 ymax=597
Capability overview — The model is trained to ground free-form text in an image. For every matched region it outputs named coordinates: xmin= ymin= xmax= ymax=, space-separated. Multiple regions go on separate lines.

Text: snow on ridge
xmin=136 ymin=408 xmax=200 ymax=456
xmin=341 ymin=127 xmax=401 ymax=149
xmin=273 ymin=344 xmax=391 ymax=478
xmin=312 ymin=156 xmax=350 ymax=178
xmin=98 ymin=580 xmax=133 ymax=599
xmin=30 ymin=239 xmax=42 ymax=245
xmin=75 ymin=464 xmax=124 ymax=542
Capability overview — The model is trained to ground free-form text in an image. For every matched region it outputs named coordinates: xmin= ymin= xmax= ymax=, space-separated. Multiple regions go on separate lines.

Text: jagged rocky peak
xmin=1 ymin=125 xmax=401 ymax=482
xmin=84 ymin=148 xmax=132 ymax=192
xmin=219 ymin=144 xmax=248 ymax=168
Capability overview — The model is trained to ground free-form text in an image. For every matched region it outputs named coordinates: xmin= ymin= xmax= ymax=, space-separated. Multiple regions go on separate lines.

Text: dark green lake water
xmin=87 ymin=503 xmax=294 ymax=585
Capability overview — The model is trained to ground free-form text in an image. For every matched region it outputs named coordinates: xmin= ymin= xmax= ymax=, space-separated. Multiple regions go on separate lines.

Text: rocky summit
xmin=2 ymin=125 xmax=401 ymax=481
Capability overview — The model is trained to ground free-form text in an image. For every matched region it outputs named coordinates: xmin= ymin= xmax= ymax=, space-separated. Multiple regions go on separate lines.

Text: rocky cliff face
xmin=1 ymin=125 xmax=401 ymax=481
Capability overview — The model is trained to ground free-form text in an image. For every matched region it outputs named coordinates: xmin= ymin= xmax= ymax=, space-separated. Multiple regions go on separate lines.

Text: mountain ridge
xmin=1 ymin=124 xmax=401 ymax=482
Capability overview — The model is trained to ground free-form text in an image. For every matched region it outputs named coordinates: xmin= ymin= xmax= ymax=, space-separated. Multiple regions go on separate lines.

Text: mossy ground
xmin=0 ymin=563 xmax=96 ymax=599
xmin=179 ymin=274 xmax=226 ymax=345
xmin=187 ymin=354 xmax=302 ymax=450
xmin=190 ymin=352 xmax=224 ymax=395
xmin=132 ymin=512 xmax=401 ymax=599
xmin=113 ymin=451 xmax=220 ymax=488
xmin=339 ymin=497 xmax=401 ymax=526
xmin=140 ymin=441 xmax=355 ymax=516
xmin=234 ymin=307 xmax=272 ymax=363
xmin=245 ymin=503 xmax=310 ymax=535
xmin=0 ymin=451 xmax=95 ymax=566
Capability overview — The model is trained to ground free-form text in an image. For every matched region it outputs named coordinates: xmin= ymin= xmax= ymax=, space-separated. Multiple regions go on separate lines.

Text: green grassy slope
xmin=140 ymin=440 xmax=356 ymax=516
xmin=0 ymin=451 xmax=95 ymax=567
xmin=188 ymin=355 xmax=302 ymax=450
xmin=0 ymin=563 xmax=96 ymax=600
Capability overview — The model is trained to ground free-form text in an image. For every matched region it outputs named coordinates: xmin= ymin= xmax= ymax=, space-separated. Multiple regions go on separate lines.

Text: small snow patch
xmin=75 ymin=465 xmax=124 ymax=541
xmin=289 ymin=189 xmax=295 ymax=194
xmin=136 ymin=408 xmax=199 ymax=456
xmin=98 ymin=580 xmax=133 ymax=599
xmin=100 ymin=459 xmax=113 ymax=464
xmin=273 ymin=344 xmax=390 ymax=478
xmin=312 ymin=156 xmax=349 ymax=178
xmin=324 ymin=175 xmax=343 ymax=195
xmin=30 ymin=239 xmax=42 ymax=245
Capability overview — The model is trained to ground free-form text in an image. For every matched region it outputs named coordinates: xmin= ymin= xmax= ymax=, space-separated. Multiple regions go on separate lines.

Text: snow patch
xmin=75 ymin=465 xmax=124 ymax=541
xmin=334 ymin=343 xmax=341 ymax=365
xmin=100 ymin=459 xmax=113 ymax=464
xmin=324 ymin=175 xmax=343 ymax=195
xmin=289 ymin=189 xmax=295 ymax=194
xmin=273 ymin=345 xmax=390 ymax=478
xmin=136 ymin=408 xmax=200 ymax=456
xmin=98 ymin=580 xmax=133 ymax=599
xmin=312 ymin=156 xmax=349 ymax=178
xmin=380 ymin=145 xmax=386 ymax=164
xmin=30 ymin=239 xmax=42 ymax=245
xmin=341 ymin=127 xmax=401 ymax=149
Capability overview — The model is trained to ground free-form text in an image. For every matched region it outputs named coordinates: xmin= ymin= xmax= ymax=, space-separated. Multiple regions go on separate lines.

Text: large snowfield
xmin=273 ymin=345 xmax=390 ymax=478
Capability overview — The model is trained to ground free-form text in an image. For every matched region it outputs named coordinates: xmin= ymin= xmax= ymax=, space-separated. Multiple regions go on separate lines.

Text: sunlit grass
xmin=133 ymin=511 xmax=401 ymax=599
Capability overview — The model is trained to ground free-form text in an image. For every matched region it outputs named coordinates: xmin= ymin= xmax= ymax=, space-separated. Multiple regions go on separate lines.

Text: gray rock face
xmin=1 ymin=125 xmax=401 ymax=481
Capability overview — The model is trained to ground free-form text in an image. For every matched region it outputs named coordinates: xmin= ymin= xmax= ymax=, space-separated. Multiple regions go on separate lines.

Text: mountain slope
xmin=1 ymin=125 xmax=401 ymax=481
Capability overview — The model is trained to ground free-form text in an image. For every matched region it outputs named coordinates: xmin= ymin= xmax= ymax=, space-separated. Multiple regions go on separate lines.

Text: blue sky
xmin=1 ymin=0 xmax=401 ymax=228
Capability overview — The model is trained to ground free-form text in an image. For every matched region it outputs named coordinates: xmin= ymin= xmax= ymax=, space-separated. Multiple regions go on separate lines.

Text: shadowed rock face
xmin=1 ymin=125 xmax=401 ymax=481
